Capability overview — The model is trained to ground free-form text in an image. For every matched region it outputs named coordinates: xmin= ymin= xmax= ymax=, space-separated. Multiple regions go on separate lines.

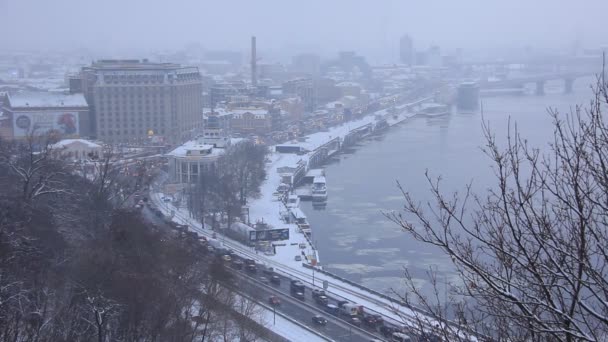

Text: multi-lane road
xmin=142 ymin=203 xmax=398 ymax=341
xmin=142 ymin=186 xmax=452 ymax=342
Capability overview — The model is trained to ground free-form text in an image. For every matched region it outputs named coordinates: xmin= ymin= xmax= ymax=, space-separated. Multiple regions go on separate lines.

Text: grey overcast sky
xmin=1 ymin=0 xmax=607 ymax=61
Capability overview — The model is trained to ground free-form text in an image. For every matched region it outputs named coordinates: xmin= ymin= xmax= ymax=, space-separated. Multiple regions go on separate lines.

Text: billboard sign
xmin=13 ymin=112 xmax=79 ymax=137
xmin=249 ymin=228 xmax=290 ymax=242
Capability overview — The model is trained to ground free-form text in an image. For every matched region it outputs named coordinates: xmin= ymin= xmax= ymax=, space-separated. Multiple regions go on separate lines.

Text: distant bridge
xmin=479 ymin=71 xmax=595 ymax=95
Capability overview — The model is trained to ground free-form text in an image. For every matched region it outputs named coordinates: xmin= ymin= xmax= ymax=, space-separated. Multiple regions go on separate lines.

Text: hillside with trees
xmin=0 ymin=136 xmax=266 ymax=341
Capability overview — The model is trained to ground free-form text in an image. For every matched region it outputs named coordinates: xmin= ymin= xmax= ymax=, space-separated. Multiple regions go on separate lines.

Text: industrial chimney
xmin=251 ymin=36 xmax=257 ymax=87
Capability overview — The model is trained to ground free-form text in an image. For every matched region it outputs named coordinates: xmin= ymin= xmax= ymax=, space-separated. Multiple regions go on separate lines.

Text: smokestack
xmin=251 ymin=36 xmax=257 ymax=87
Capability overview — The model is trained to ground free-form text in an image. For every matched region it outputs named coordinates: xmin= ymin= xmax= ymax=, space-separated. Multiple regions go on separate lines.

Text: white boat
xmin=418 ymin=103 xmax=450 ymax=117
xmin=312 ymin=176 xmax=327 ymax=201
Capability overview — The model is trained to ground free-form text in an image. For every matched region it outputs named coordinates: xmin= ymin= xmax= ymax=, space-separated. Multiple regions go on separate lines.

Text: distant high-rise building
xmin=427 ymin=45 xmax=442 ymax=68
xmin=291 ymin=53 xmax=321 ymax=77
xmin=77 ymin=59 xmax=202 ymax=144
xmin=282 ymin=78 xmax=315 ymax=111
xmin=399 ymin=35 xmax=414 ymax=65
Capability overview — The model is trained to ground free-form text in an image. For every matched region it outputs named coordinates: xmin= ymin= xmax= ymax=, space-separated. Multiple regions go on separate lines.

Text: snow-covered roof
xmin=52 ymin=139 xmax=102 ymax=149
xmin=313 ymin=176 xmax=326 ymax=184
xmin=9 ymin=92 xmax=88 ymax=108
xmin=231 ymin=108 xmax=268 ymax=116
xmin=166 ymin=140 xmax=224 ymax=158
xmin=335 ymin=81 xmax=361 ymax=87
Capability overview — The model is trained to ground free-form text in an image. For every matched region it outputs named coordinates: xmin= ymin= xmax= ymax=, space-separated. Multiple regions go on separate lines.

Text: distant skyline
xmin=1 ymin=0 xmax=607 ymax=63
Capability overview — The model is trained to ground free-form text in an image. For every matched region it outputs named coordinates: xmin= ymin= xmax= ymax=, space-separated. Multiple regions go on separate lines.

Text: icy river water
xmin=301 ymin=76 xmax=598 ymax=297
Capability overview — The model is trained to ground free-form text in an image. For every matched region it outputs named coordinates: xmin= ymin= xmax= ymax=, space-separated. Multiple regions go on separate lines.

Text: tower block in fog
xmin=399 ymin=34 xmax=414 ymax=65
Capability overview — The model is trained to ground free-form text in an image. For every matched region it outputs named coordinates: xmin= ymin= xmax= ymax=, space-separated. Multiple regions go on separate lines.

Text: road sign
xmin=323 ymin=280 xmax=329 ymax=290
xmin=249 ymin=228 xmax=290 ymax=242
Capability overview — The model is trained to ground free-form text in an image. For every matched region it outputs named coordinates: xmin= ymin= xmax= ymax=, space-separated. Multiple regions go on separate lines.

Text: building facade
xmin=230 ymin=108 xmax=272 ymax=135
xmin=76 ymin=59 xmax=202 ymax=144
xmin=1 ymin=92 xmax=90 ymax=140
xmin=166 ymin=117 xmax=229 ymax=184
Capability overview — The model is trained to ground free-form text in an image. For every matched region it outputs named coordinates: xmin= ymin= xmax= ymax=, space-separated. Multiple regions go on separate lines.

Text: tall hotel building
xmin=74 ymin=59 xmax=202 ymax=144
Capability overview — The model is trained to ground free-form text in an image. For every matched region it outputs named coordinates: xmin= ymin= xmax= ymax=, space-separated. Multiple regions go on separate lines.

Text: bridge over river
xmin=479 ymin=71 xmax=595 ymax=95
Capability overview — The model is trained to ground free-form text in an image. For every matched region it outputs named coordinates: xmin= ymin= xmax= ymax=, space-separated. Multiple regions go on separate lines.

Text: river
xmin=301 ymin=76 xmax=599 ymax=298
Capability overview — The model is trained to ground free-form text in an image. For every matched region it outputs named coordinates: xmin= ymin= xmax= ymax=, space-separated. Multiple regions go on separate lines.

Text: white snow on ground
xmin=151 ymin=95 xmax=478 ymax=340
xmin=231 ymin=292 xmax=331 ymax=342
xmin=258 ymin=306 xmax=330 ymax=342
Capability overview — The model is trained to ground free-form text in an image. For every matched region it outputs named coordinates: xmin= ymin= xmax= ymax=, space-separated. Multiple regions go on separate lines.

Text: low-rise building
xmin=230 ymin=108 xmax=272 ymax=135
xmin=1 ymin=91 xmax=90 ymax=140
xmin=167 ymin=140 xmax=224 ymax=183
xmin=51 ymin=139 xmax=103 ymax=161
xmin=166 ymin=115 xmax=230 ymax=183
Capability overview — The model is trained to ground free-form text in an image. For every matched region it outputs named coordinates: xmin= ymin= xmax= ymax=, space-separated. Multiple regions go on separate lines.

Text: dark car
xmin=325 ymin=304 xmax=339 ymax=315
xmin=244 ymin=258 xmax=256 ymax=266
xmin=348 ymin=316 xmax=362 ymax=327
xmin=292 ymin=291 xmax=305 ymax=300
xmin=380 ymin=326 xmax=396 ymax=337
xmin=246 ymin=264 xmax=257 ymax=273
xmin=336 ymin=300 xmax=349 ymax=308
xmin=363 ymin=314 xmax=383 ymax=327
xmin=315 ymin=295 xmax=329 ymax=305
xmin=419 ymin=332 xmax=442 ymax=342
xmin=268 ymin=296 xmax=281 ymax=306
xmin=263 ymin=267 xmax=275 ymax=276
xmin=311 ymin=315 xmax=327 ymax=325
xmin=270 ymin=275 xmax=281 ymax=285
xmin=231 ymin=259 xmax=244 ymax=270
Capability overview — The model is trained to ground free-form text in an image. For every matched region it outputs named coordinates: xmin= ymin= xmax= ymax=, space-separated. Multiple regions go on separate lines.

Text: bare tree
xmin=0 ymin=132 xmax=69 ymax=203
xmin=387 ymin=72 xmax=608 ymax=341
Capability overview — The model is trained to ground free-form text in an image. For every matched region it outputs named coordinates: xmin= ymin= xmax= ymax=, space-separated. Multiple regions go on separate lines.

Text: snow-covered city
xmin=2 ymin=1 xmax=608 ymax=341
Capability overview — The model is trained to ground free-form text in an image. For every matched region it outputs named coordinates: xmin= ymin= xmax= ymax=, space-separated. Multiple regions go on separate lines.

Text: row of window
xmin=103 ymin=75 xmax=165 ymax=85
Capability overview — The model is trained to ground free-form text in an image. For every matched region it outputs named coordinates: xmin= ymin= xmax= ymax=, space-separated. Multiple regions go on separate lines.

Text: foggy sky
xmin=1 ymin=0 xmax=607 ymax=62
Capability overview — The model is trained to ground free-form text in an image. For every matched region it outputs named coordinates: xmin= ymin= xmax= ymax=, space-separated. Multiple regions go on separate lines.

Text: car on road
xmin=391 ymin=332 xmax=412 ymax=342
xmin=231 ymin=259 xmax=243 ymax=270
xmin=315 ymin=295 xmax=329 ymax=305
xmin=268 ymin=296 xmax=281 ymax=306
xmin=263 ymin=267 xmax=274 ymax=276
xmin=259 ymin=276 xmax=269 ymax=284
xmin=312 ymin=289 xmax=326 ymax=298
xmin=311 ymin=315 xmax=327 ymax=325
xmin=246 ymin=264 xmax=257 ymax=273
xmin=294 ymin=255 xmax=302 ymax=261
xmin=221 ymin=255 xmax=231 ymax=262
xmin=363 ymin=313 xmax=383 ymax=328
xmin=292 ymin=291 xmax=305 ymax=300
xmin=336 ymin=300 xmax=349 ymax=308
xmin=270 ymin=275 xmax=281 ymax=285
xmin=325 ymin=304 xmax=339 ymax=316
xmin=380 ymin=326 xmax=397 ymax=337
xmin=347 ymin=316 xmax=362 ymax=327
